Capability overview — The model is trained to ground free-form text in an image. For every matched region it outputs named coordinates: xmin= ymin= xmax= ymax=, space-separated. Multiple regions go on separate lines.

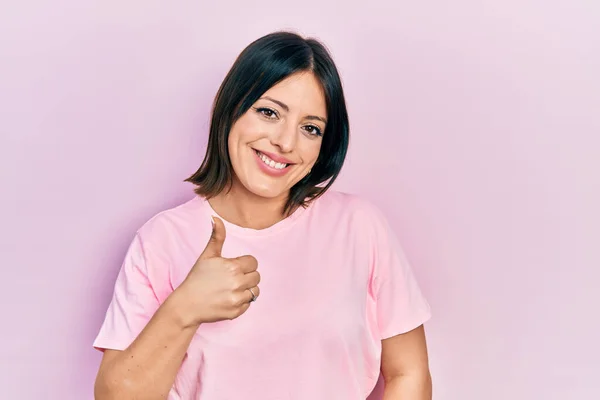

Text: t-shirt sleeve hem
xmin=380 ymin=308 xmax=432 ymax=340
xmin=92 ymin=337 xmax=131 ymax=352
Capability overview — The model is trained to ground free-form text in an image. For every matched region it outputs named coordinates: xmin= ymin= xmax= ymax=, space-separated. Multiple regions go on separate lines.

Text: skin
xmin=381 ymin=325 xmax=432 ymax=399
xmin=94 ymin=71 xmax=431 ymax=399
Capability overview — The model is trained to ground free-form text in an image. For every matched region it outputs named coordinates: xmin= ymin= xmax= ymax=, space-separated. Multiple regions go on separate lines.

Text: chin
xmin=238 ymin=176 xmax=290 ymax=199
xmin=246 ymin=184 xmax=288 ymax=199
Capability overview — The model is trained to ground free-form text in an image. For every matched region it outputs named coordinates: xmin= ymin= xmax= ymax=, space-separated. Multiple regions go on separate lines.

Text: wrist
xmin=165 ymin=285 xmax=201 ymax=330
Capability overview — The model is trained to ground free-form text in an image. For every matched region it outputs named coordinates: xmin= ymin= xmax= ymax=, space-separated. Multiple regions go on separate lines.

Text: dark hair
xmin=185 ymin=31 xmax=350 ymax=216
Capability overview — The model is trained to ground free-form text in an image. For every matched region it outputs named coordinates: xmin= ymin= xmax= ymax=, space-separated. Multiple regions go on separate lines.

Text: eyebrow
xmin=261 ymin=96 xmax=328 ymax=125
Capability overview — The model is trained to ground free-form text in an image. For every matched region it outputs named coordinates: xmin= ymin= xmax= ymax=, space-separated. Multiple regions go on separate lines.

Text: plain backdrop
xmin=1 ymin=1 xmax=599 ymax=399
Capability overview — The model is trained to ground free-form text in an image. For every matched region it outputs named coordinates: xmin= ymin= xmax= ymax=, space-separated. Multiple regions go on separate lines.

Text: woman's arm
xmin=94 ymin=289 xmax=198 ymax=400
xmin=94 ymin=217 xmax=260 ymax=400
xmin=381 ymin=325 xmax=432 ymax=400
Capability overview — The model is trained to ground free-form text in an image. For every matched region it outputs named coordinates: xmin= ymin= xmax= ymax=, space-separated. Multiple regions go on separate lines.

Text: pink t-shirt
xmin=94 ymin=190 xmax=431 ymax=399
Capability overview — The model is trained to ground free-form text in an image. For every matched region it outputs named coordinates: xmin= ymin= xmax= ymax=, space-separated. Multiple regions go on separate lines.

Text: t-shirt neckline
xmin=196 ymin=195 xmax=309 ymax=238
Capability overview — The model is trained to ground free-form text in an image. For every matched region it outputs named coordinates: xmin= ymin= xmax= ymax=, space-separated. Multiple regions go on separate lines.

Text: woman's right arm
xmin=94 ymin=217 xmax=261 ymax=400
xmin=94 ymin=289 xmax=199 ymax=400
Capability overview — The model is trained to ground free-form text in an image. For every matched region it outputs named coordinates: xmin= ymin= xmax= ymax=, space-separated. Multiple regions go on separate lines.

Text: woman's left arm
xmin=381 ymin=325 xmax=432 ymax=400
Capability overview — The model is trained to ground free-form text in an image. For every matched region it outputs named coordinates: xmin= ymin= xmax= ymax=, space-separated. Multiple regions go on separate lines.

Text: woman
xmin=93 ymin=31 xmax=432 ymax=399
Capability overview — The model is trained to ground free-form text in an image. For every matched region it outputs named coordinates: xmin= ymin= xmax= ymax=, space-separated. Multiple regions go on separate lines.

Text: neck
xmin=208 ymin=182 xmax=291 ymax=230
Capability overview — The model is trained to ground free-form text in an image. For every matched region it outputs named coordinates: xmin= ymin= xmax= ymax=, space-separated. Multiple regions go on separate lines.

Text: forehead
xmin=262 ymin=72 xmax=327 ymax=117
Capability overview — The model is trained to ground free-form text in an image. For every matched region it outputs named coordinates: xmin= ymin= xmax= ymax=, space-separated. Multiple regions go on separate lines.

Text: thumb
xmin=200 ymin=216 xmax=226 ymax=259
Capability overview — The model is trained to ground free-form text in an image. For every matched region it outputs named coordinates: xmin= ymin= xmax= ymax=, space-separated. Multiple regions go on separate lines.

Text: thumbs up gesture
xmin=176 ymin=217 xmax=260 ymax=326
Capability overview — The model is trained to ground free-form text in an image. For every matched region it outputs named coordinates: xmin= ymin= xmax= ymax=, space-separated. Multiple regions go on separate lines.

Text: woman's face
xmin=228 ymin=72 xmax=327 ymax=200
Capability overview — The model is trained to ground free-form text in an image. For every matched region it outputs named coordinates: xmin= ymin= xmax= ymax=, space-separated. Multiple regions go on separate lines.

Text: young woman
xmin=94 ymin=31 xmax=432 ymax=400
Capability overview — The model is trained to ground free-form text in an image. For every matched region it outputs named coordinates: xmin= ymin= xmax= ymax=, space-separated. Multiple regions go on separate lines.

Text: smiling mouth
xmin=254 ymin=149 xmax=291 ymax=170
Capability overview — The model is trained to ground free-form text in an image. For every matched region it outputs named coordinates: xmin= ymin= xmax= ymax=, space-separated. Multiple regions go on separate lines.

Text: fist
xmin=177 ymin=216 xmax=260 ymax=325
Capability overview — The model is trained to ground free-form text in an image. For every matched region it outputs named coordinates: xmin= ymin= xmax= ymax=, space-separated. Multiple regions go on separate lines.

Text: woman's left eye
xmin=303 ymin=125 xmax=323 ymax=136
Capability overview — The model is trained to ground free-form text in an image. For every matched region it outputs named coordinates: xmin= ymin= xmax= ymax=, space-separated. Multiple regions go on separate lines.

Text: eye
xmin=303 ymin=125 xmax=323 ymax=137
xmin=255 ymin=107 xmax=278 ymax=119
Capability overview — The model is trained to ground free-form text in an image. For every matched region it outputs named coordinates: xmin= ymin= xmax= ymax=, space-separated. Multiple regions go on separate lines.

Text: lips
xmin=253 ymin=149 xmax=294 ymax=165
xmin=254 ymin=149 xmax=289 ymax=170
xmin=250 ymin=148 xmax=297 ymax=178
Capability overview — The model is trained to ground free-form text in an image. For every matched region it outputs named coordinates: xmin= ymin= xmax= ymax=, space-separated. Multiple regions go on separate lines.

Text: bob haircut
xmin=185 ymin=31 xmax=350 ymax=216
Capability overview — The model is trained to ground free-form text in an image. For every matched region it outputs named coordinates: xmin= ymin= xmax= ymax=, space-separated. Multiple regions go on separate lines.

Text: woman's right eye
xmin=255 ymin=107 xmax=278 ymax=119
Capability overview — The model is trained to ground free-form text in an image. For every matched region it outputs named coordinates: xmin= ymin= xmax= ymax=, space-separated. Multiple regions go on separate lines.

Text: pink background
xmin=1 ymin=1 xmax=598 ymax=399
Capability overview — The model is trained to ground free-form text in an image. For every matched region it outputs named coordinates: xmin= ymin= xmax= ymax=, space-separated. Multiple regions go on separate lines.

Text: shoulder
xmin=314 ymin=190 xmax=390 ymax=230
xmin=317 ymin=190 xmax=387 ymax=218
xmin=135 ymin=195 xmax=207 ymax=245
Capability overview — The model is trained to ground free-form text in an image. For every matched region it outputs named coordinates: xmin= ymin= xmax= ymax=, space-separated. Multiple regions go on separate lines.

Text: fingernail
xmin=211 ymin=216 xmax=216 ymax=228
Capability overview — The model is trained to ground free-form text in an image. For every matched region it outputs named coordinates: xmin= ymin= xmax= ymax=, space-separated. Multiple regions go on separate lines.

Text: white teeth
xmin=257 ymin=151 xmax=288 ymax=170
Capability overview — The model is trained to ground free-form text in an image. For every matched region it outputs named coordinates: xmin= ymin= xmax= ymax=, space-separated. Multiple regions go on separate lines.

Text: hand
xmin=176 ymin=216 xmax=260 ymax=326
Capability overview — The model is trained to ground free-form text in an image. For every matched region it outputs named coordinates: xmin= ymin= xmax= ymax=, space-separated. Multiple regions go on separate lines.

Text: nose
xmin=270 ymin=121 xmax=297 ymax=153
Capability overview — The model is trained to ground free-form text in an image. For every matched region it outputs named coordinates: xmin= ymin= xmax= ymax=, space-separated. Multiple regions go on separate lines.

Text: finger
xmin=199 ymin=216 xmax=226 ymax=260
xmin=245 ymin=286 xmax=260 ymax=303
xmin=234 ymin=271 xmax=260 ymax=291
xmin=232 ymin=254 xmax=258 ymax=273
xmin=230 ymin=303 xmax=251 ymax=320
xmin=242 ymin=271 xmax=261 ymax=288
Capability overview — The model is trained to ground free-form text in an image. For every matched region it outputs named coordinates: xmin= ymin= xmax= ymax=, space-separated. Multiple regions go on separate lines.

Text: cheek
xmin=227 ymin=118 xmax=252 ymax=159
xmin=302 ymin=140 xmax=323 ymax=165
xmin=229 ymin=120 xmax=244 ymax=143
xmin=227 ymin=130 xmax=237 ymax=162
xmin=231 ymin=114 xmax=259 ymax=141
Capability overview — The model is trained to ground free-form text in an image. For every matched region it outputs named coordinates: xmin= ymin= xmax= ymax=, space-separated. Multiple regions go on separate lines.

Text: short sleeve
xmin=369 ymin=207 xmax=432 ymax=339
xmin=93 ymin=233 xmax=160 ymax=351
